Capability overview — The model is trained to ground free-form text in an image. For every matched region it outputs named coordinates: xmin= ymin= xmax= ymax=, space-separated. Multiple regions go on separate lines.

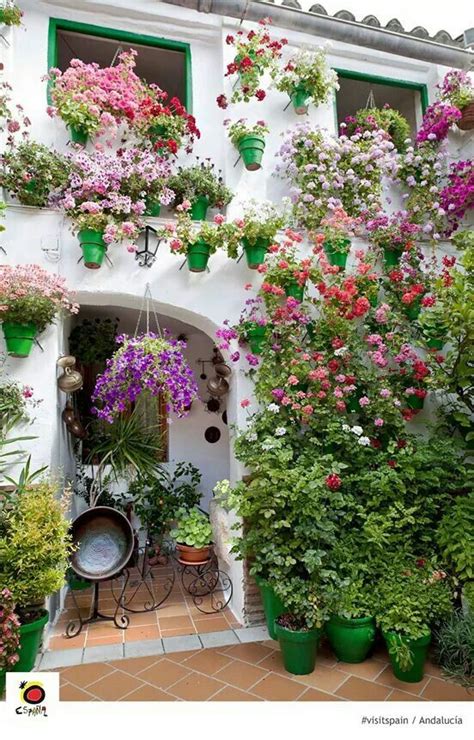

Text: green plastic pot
xmin=255 ymin=576 xmax=286 ymax=640
xmin=404 ymin=301 xmax=421 ymax=321
xmin=383 ymin=629 xmax=431 ymax=683
xmin=285 ymin=281 xmax=305 ymax=302
xmin=326 ymin=615 xmax=376 ymax=663
xmin=242 ymin=237 xmax=270 ymax=269
xmin=14 ymin=610 xmax=49 ymax=673
xmin=245 ymin=324 xmax=267 ymax=355
xmin=238 ymin=135 xmax=266 ymax=171
xmin=290 ymin=86 xmax=310 ymax=115
xmin=383 ymin=248 xmax=402 ymax=268
xmin=346 ymin=394 xmax=360 ymax=414
xmin=145 ymin=199 xmax=161 ymax=217
xmin=426 ymin=336 xmax=444 ymax=350
xmin=2 ymin=322 xmax=37 ymax=358
xmin=78 ymin=228 xmax=107 ymax=269
xmin=369 ymin=294 xmax=378 ymax=308
xmin=190 ymin=196 xmax=209 ymax=221
xmin=275 ymin=621 xmax=322 ymax=675
xmin=0 ymin=670 xmax=5 ymax=697
xmin=187 ymin=240 xmax=211 ymax=272
xmin=323 ymin=239 xmax=350 ymax=269
xmin=149 ymin=123 xmax=167 ymax=141
xmin=407 ymin=394 xmax=425 ymax=411
xmin=69 ymin=125 xmax=88 ymax=145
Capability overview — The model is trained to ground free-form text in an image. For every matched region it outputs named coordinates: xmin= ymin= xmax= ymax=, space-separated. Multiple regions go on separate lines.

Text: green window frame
xmin=47 ymin=17 xmax=193 ymax=111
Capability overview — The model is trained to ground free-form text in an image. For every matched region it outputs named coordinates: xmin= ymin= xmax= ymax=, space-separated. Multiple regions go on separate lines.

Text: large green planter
xmin=383 ymin=248 xmax=402 ymax=268
xmin=255 ymin=576 xmax=286 ymax=640
xmin=245 ymin=324 xmax=267 ymax=355
xmin=326 ymin=615 xmax=376 ymax=663
xmin=407 ymin=393 xmax=425 ymax=411
xmin=187 ymin=240 xmax=211 ymax=272
xmin=285 ymin=281 xmax=305 ymax=302
xmin=2 ymin=322 xmax=37 ymax=358
xmin=323 ymin=239 xmax=350 ymax=269
xmin=383 ymin=629 xmax=431 ymax=683
xmin=14 ymin=610 xmax=49 ymax=673
xmin=290 ymin=85 xmax=311 ymax=115
xmin=242 ymin=237 xmax=271 ymax=269
xmin=78 ymin=229 xmax=107 ymax=269
xmin=238 ymin=135 xmax=266 ymax=171
xmin=275 ymin=621 xmax=322 ymax=675
xmin=69 ymin=125 xmax=88 ymax=146
xmin=190 ymin=196 xmax=209 ymax=221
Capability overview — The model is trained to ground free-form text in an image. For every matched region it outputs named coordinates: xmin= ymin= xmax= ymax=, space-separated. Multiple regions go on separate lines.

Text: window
xmin=334 ymin=70 xmax=428 ymax=139
xmin=48 ymin=19 xmax=192 ymax=110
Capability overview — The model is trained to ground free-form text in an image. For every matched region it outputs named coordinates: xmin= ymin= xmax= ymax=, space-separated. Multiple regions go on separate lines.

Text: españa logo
xmin=16 ymin=680 xmax=48 ymax=717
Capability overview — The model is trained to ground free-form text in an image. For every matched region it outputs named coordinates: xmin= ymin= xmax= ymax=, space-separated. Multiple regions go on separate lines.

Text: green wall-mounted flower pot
xmin=369 ymin=294 xmax=378 ymax=308
xmin=255 ymin=576 xmax=286 ymax=640
xmin=285 ymin=281 xmax=305 ymax=302
xmin=383 ymin=248 xmax=402 ymax=268
xmin=14 ymin=610 xmax=49 ymax=673
xmin=407 ymin=394 xmax=425 ymax=411
xmin=242 ymin=237 xmax=270 ymax=269
xmin=326 ymin=615 xmax=376 ymax=663
xmin=383 ymin=629 xmax=431 ymax=683
xmin=190 ymin=196 xmax=209 ymax=221
xmin=145 ymin=199 xmax=161 ymax=217
xmin=245 ymin=324 xmax=267 ymax=355
xmin=275 ymin=621 xmax=322 ymax=675
xmin=346 ymin=393 xmax=360 ymax=414
xmin=238 ymin=136 xmax=266 ymax=171
xmin=2 ymin=322 xmax=37 ymax=358
xmin=290 ymin=85 xmax=310 ymax=115
xmin=0 ymin=669 xmax=5 ymax=697
xmin=69 ymin=125 xmax=88 ymax=146
xmin=78 ymin=229 xmax=107 ymax=269
xmin=404 ymin=302 xmax=421 ymax=321
xmin=187 ymin=240 xmax=211 ymax=272
xmin=425 ymin=336 xmax=444 ymax=350
xmin=323 ymin=239 xmax=350 ymax=269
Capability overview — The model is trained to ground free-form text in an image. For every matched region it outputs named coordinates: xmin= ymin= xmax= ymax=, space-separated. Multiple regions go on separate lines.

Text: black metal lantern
xmin=135 ymin=225 xmax=161 ymax=268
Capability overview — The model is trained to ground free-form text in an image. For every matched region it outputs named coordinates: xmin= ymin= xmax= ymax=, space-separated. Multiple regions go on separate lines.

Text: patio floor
xmin=56 ymin=639 xmax=473 ymax=702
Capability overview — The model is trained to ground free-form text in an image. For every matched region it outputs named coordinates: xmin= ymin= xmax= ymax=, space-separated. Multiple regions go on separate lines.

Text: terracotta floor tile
xmin=137 ymin=658 xmax=190 ymax=689
xmin=424 ymin=659 xmax=445 ymax=680
xmin=293 ymin=664 xmax=349 ymax=693
xmin=183 ymin=649 xmax=233 ymax=676
xmin=160 ymin=627 xmax=197 ymax=638
xmin=421 ymin=677 xmax=474 ymax=701
xmin=107 ymin=656 xmax=163 ymax=675
xmin=210 ymin=686 xmax=262 ymax=701
xmin=165 ymin=650 xmax=199 ymax=663
xmin=260 ymin=639 xmax=279 ymax=650
xmin=214 ymin=659 xmax=268 ymax=690
xmin=337 ymin=658 xmax=387 ymax=681
xmin=298 ymin=688 xmax=342 ymax=701
xmin=123 ymin=625 xmax=161 ymax=642
xmin=167 ymin=672 xmax=226 ymax=701
xmin=60 ymin=683 xmax=96 ymax=701
xmin=251 ymin=673 xmax=306 ymax=701
xmin=86 ymin=633 xmax=124 ymax=646
xmin=191 ymin=618 xmax=230 ymax=633
xmin=155 ymin=604 xmax=190 ymax=618
xmin=387 ymin=689 xmax=427 ymax=701
xmin=61 ymin=663 xmax=116 ymax=688
xmin=124 ymin=612 xmax=159 ymax=627
xmin=122 ymin=684 xmax=173 ymax=701
xmin=48 ymin=635 xmax=86 ymax=651
xmin=377 ymin=666 xmax=430 ymax=695
xmin=257 ymin=651 xmax=295 ymax=676
xmin=159 ymin=615 xmax=194 ymax=631
xmin=336 ymin=676 xmax=391 ymax=701
xmin=86 ymin=672 xmax=144 ymax=701
xmin=220 ymin=643 xmax=274 ymax=665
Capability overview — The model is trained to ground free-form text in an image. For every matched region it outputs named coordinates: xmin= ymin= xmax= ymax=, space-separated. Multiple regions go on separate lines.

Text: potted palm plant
xmin=168 ymin=159 xmax=233 ymax=220
xmin=171 ymin=507 xmax=213 ymax=564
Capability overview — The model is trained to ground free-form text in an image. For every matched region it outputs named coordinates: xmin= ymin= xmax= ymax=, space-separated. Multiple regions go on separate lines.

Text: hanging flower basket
xmin=323 ymin=238 xmax=350 ymax=269
xmin=245 ymin=323 xmax=267 ymax=355
xmin=190 ymin=195 xmax=210 ymax=221
xmin=242 ymin=236 xmax=271 ymax=269
xmin=284 ymin=281 xmax=305 ymax=302
xmin=290 ymin=85 xmax=311 ymax=115
xmin=458 ymin=101 xmax=474 ymax=131
xmin=2 ymin=322 xmax=37 ymax=358
xmin=69 ymin=125 xmax=88 ymax=146
xmin=78 ymin=229 xmax=107 ymax=269
xmin=187 ymin=239 xmax=211 ymax=272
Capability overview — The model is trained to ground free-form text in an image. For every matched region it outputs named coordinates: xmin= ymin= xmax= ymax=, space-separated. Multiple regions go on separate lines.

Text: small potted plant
xmin=162 ymin=210 xmax=237 ymax=272
xmin=319 ymin=207 xmax=361 ymax=270
xmin=326 ymin=566 xmax=376 ymax=664
xmin=272 ymin=48 xmax=339 ymax=115
xmin=341 ymin=106 xmax=411 ymax=153
xmin=226 ymin=119 xmax=269 ymax=171
xmin=418 ymin=303 xmax=448 ymax=351
xmin=438 ymin=70 xmax=474 ymax=131
xmin=261 ymin=228 xmax=320 ymax=302
xmin=0 ymin=140 xmax=70 ymax=207
xmin=232 ymin=200 xmax=286 ymax=269
xmin=117 ymin=147 xmax=174 ymax=218
xmin=171 ymin=507 xmax=213 ymax=564
xmin=0 ymin=482 xmax=72 ymax=672
xmin=168 ymin=158 xmax=233 ymax=220
xmin=273 ymin=578 xmax=325 ymax=675
xmin=0 ymin=264 xmax=78 ymax=357
xmin=134 ymin=88 xmax=200 ymax=157
xmin=0 ymin=588 xmax=20 ymax=696
xmin=365 ymin=212 xmax=421 ymax=268
xmin=0 ymin=2 xmax=23 ymax=26
xmin=235 ymin=296 xmax=270 ymax=355
xmin=375 ymin=559 xmax=453 ymax=683
xmin=253 ymin=574 xmax=287 ymax=640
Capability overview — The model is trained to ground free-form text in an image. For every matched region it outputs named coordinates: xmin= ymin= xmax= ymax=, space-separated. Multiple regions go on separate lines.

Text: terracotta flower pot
xmin=458 ymin=100 xmax=474 ymax=131
xmin=176 ymin=542 xmax=212 ymax=564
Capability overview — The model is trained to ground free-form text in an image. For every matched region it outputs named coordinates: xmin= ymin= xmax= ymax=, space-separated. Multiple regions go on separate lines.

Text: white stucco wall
xmin=1 ymin=0 xmax=473 ymax=623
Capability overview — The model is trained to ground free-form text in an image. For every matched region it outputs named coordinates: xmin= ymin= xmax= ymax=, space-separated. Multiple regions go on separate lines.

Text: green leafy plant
xmin=342 ymin=106 xmax=411 ymax=152
xmin=171 ymin=507 xmax=212 ymax=549
xmin=69 ymin=317 xmax=119 ymax=365
xmin=437 ymin=495 xmax=474 ymax=583
xmin=272 ymin=48 xmax=339 ymax=107
xmin=434 ymin=611 xmax=474 ymax=687
xmin=0 ymin=2 xmax=23 ymax=26
xmin=0 ymin=141 xmax=70 ymax=207
xmin=168 ymin=159 xmax=233 ymax=210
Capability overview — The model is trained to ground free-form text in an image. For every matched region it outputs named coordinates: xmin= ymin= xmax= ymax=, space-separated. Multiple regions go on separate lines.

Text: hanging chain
xmin=364 ymin=88 xmax=377 ymax=110
xmin=134 ymin=283 xmax=163 ymax=338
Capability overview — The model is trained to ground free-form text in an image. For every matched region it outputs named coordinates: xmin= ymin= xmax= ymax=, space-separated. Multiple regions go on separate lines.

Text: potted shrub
xmin=375 ymin=559 xmax=453 ymax=683
xmin=134 ymin=88 xmax=200 ymax=157
xmin=438 ymin=70 xmax=474 ymax=131
xmin=273 ymin=579 xmax=325 ymax=675
xmin=341 ymin=105 xmax=411 ymax=153
xmin=232 ymin=296 xmax=270 ymax=356
xmin=162 ymin=209 xmax=237 ymax=272
xmin=227 ymin=119 xmax=269 ymax=171
xmin=117 ymin=147 xmax=174 ymax=218
xmin=0 ymin=2 xmax=22 ymax=26
xmin=437 ymin=494 xmax=474 ymax=589
xmin=232 ymin=200 xmax=286 ymax=269
xmin=365 ymin=212 xmax=421 ymax=269
xmin=0 ymin=140 xmax=70 ymax=207
xmin=168 ymin=159 xmax=233 ymax=220
xmin=260 ymin=229 xmax=320 ymax=302
xmin=0 ymin=588 xmax=20 ymax=696
xmin=0 ymin=264 xmax=78 ymax=357
xmin=272 ymin=48 xmax=339 ymax=115
xmin=0 ymin=482 xmax=72 ymax=672
xmin=320 ymin=207 xmax=361 ymax=270
xmin=254 ymin=574 xmax=287 ymax=640
xmin=326 ymin=565 xmax=376 ymax=663
xmin=171 ymin=507 xmax=213 ymax=564
xmin=419 ymin=304 xmax=449 ymax=350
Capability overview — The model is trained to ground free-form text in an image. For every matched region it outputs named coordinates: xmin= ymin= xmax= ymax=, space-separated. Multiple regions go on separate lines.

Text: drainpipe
xmin=163 ymin=0 xmax=474 ymax=68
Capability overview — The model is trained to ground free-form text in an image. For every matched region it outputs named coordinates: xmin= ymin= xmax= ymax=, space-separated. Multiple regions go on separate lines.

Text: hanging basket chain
xmin=134 ymin=283 xmax=163 ymax=339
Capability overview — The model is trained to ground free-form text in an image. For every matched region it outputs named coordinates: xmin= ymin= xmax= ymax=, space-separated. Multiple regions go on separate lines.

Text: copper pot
xmin=57 ymin=356 xmax=83 ymax=393
xmin=207 ymin=376 xmax=229 ymax=397
xmin=61 ymin=402 xmax=76 ymax=425
xmin=175 ymin=543 xmax=212 ymax=564
xmin=214 ymin=362 xmax=232 ymax=378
